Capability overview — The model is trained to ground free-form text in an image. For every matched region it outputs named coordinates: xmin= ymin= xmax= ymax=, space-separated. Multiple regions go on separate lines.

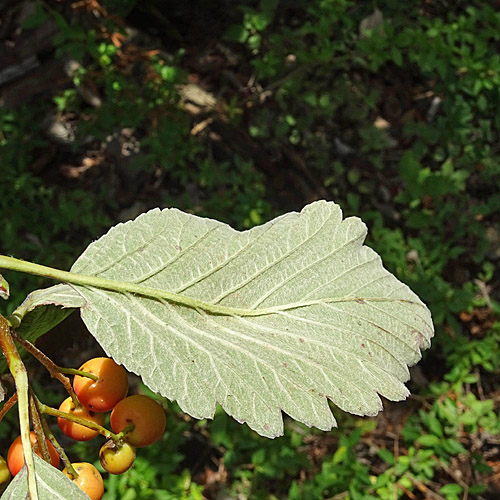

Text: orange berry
xmin=57 ymin=397 xmax=106 ymax=441
xmin=99 ymin=440 xmax=135 ymax=474
xmin=7 ymin=432 xmax=60 ymax=476
xmin=110 ymin=395 xmax=166 ymax=447
xmin=73 ymin=357 xmax=128 ymax=412
xmin=63 ymin=462 xmax=104 ymax=500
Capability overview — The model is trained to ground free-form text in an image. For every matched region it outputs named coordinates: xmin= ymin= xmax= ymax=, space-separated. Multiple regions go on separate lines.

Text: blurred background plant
xmin=0 ymin=0 xmax=499 ymax=498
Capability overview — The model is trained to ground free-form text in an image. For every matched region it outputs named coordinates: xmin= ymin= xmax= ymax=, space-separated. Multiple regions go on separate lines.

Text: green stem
xmin=0 ymin=315 xmax=38 ymax=500
xmin=116 ymin=422 xmax=135 ymax=440
xmin=58 ymin=367 xmax=98 ymax=382
xmin=38 ymin=402 xmax=121 ymax=442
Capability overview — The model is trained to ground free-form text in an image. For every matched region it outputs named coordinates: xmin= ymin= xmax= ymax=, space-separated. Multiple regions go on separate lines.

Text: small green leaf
xmin=224 ymin=24 xmax=249 ymax=43
xmin=332 ymin=445 xmax=348 ymax=464
xmin=442 ymin=439 xmax=466 ymax=455
xmin=439 ymin=483 xmax=463 ymax=495
xmin=426 ymin=413 xmax=444 ymax=437
xmin=8 ymin=284 xmax=83 ymax=334
xmin=416 ymin=434 xmax=441 ymax=447
xmin=377 ymin=448 xmax=395 ymax=464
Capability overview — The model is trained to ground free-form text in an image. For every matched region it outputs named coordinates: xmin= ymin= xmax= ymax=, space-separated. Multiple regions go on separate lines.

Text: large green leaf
xmin=1 ymin=455 xmax=92 ymax=499
xmin=24 ymin=201 xmax=434 ymax=437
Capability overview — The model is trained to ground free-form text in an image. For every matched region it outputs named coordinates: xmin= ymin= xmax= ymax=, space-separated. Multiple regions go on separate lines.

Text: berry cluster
xmin=3 ymin=357 xmax=166 ymax=500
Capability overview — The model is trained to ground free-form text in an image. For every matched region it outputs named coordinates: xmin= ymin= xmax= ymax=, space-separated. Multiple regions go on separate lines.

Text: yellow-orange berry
xmin=57 ymin=397 xmax=106 ymax=441
xmin=99 ymin=440 xmax=135 ymax=474
xmin=110 ymin=395 xmax=166 ymax=447
xmin=7 ymin=432 xmax=60 ymax=476
xmin=0 ymin=455 xmax=10 ymax=484
xmin=63 ymin=462 xmax=104 ymax=500
xmin=73 ymin=357 xmax=128 ymax=412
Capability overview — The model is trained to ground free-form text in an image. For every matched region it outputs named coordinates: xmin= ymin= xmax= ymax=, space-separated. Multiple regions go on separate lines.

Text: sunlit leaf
xmin=27 ymin=201 xmax=434 ymax=437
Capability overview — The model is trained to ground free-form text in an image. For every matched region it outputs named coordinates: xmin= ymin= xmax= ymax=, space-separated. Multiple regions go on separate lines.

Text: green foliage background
xmin=0 ymin=0 xmax=499 ymax=498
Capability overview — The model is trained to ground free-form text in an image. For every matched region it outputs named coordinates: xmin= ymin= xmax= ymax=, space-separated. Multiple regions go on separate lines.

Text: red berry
xmin=110 ymin=395 xmax=166 ymax=447
xmin=7 ymin=432 xmax=60 ymax=476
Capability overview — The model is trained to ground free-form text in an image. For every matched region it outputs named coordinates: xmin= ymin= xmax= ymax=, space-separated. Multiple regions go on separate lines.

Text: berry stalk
xmin=28 ymin=392 xmax=51 ymax=464
xmin=0 ymin=393 xmax=18 ymax=423
xmin=38 ymin=402 xmax=122 ymax=443
xmin=31 ymin=395 xmax=78 ymax=479
xmin=58 ymin=367 xmax=99 ymax=382
xmin=10 ymin=331 xmax=93 ymax=406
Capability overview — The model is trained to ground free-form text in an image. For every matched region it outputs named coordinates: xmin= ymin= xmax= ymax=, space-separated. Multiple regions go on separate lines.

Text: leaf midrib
xmin=0 ymin=255 xmax=428 ymax=318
